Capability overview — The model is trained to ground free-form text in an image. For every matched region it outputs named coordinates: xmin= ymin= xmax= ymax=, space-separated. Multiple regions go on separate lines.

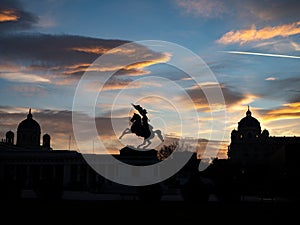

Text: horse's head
xmin=130 ymin=113 xmax=141 ymax=123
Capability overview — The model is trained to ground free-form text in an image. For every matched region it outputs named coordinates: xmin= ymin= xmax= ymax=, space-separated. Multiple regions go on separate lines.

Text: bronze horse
xmin=119 ymin=112 xmax=164 ymax=149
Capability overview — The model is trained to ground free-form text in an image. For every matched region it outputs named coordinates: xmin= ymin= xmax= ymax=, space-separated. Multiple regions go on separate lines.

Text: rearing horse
xmin=119 ymin=113 xmax=164 ymax=149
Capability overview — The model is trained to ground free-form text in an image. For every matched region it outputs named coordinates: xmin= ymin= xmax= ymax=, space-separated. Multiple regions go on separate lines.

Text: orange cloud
xmin=262 ymin=102 xmax=300 ymax=121
xmin=229 ymin=94 xmax=258 ymax=111
xmin=217 ymin=21 xmax=300 ymax=45
xmin=70 ymin=47 xmax=109 ymax=55
xmin=125 ymin=53 xmax=171 ymax=70
xmin=70 ymin=46 xmax=136 ymax=55
xmin=101 ymin=79 xmax=137 ymax=91
xmin=65 ymin=63 xmax=91 ymax=70
xmin=63 ymin=52 xmax=171 ymax=76
xmin=0 ymin=9 xmax=19 ymax=22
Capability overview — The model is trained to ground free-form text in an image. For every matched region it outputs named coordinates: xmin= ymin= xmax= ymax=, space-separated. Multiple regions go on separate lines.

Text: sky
xmin=1 ymin=0 xmax=300 ymax=158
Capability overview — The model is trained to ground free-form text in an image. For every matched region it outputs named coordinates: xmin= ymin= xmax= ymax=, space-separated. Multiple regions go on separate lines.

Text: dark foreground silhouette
xmin=2 ymin=198 xmax=297 ymax=224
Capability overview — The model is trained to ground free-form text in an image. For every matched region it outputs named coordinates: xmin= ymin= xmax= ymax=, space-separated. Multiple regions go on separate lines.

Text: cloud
xmin=176 ymin=0 xmax=227 ymax=18
xmin=36 ymin=15 xmax=56 ymax=28
xmin=0 ymin=72 xmax=51 ymax=83
xmin=291 ymin=41 xmax=300 ymax=51
xmin=185 ymin=83 xmax=254 ymax=112
xmin=0 ymin=0 xmax=38 ymax=31
xmin=0 ymin=34 xmax=126 ymax=67
xmin=257 ymin=77 xmax=300 ymax=103
xmin=70 ymin=47 xmax=108 ymax=55
xmin=69 ymin=46 xmax=137 ymax=55
xmin=237 ymin=0 xmax=300 ymax=22
xmin=265 ymin=77 xmax=277 ymax=81
xmin=11 ymin=84 xmax=47 ymax=97
xmin=62 ymin=52 xmax=170 ymax=76
xmin=0 ymin=2 xmax=171 ymax=86
xmin=82 ymin=77 xmax=138 ymax=92
xmin=261 ymin=102 xmax=300 ymax=122
xmin=249 ymin=39 xmax=300 ymax=55
xmin=176 ymin=0 xmax=300 ymax=23
xmin=217 ymin=21 xmax=300 ymax=45
xmin=124 ymin=53 xmax=171 ymax=70
xmin=183 ymin=84 xmax=260 ymax=143
xmin=0 ymin=9 xmax=19 ymax=22
xmin=0 ymin=33 xmax=170 ymax=84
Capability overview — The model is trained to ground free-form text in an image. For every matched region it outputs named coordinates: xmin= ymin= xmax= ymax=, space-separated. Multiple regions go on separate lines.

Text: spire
xmin=246 ymin=105 xmax=251 ymax=117
xmin=27 ymin=108 xmax=32 ymax=119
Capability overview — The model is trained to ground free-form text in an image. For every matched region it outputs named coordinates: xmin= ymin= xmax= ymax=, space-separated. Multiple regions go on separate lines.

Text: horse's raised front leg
xmin=119 ymin=128 xmax=131 ymax=139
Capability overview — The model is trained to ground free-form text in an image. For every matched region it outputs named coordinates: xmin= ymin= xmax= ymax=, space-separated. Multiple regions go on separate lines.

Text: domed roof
xmin=238 ymin=106 xmax=261 ymax=130
xmin=6 ymin=130 xmax=14 ymax=137
xmin=43 ymin=133 xmax=50 ymax=140
xmin=17 ymin=108 xmax=41 ymax=132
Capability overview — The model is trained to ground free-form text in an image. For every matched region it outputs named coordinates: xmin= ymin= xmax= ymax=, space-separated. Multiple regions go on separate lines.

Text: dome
xmin=17 ymin=108 xmax=41 ymax=147
xmin=262 ymin=129 xmax=269 ymax=137
xmin=231 ymin=129 xmax=237 ymax=136
xmin=6 ymin=130 xmax=14 ymax=138
xmin=6 ymin=130 xmax=14 ymax=145
xmin=17 ymin=109 xmax=41 ymax=132
xmin=238 ymin=106 xmax=261 ymax=130
xmin=43 ymin=133 xmax=50 ymax=138
xmin=42 ymin=133 xmax=51 ymax=149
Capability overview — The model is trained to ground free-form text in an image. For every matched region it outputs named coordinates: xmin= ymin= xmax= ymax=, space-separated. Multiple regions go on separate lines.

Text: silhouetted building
xmin=42 ymin=134 xmax=51 ymax=150
xmin=5 ymin=131 xmax=14 ymax=145
xmin=17 ymin=108 xmax=41 ymax=148
xmin=2 ymin=107 xmax=300 ymax=201
xmin=0 ymin=108 xmax=51 ymax=150
xmin=228 ymin=106 xmax=300 ymax=166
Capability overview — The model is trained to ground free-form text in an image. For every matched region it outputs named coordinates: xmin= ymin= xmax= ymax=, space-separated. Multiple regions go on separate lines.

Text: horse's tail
xmin=155 ymin=129 xmax=164 ymax=142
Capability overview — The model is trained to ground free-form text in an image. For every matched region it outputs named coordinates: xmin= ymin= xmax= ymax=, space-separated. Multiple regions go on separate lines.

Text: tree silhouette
xmin=157 ymin=142 xmax=178 ymax=161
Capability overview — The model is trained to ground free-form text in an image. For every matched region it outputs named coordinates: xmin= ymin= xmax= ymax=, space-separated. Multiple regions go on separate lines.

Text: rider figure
xmin=119 ymin=104 xmax=164 ymax=147
xmin=131 ymin=104 xmax=150 ymax=135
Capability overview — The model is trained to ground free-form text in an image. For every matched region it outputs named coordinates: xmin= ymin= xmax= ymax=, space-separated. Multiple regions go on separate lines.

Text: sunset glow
xmin=0 ymin=9 xmax=19 ymax=22
xmin=1 ymin=0 xmax=300 ymax=160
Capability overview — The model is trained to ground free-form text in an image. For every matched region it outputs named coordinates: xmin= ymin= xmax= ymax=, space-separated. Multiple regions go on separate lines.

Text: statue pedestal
xmin=120 ymin=146 xmax=157 ymax=157
xmin=118 ymin=146 xmax=158 ymax=165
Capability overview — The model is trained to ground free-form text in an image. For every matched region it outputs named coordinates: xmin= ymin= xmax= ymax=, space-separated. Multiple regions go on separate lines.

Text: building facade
xmin=0 ymin=109 xmax=51 ymax=150
xmin=0 ymin=109 xmax=199 ymax=200
xmin=228 ymin=107 xmax=300 ymax=166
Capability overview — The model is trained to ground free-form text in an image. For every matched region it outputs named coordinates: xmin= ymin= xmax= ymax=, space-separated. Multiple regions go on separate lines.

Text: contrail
xmin=221 ymin=50 xmax=300 ymax=59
